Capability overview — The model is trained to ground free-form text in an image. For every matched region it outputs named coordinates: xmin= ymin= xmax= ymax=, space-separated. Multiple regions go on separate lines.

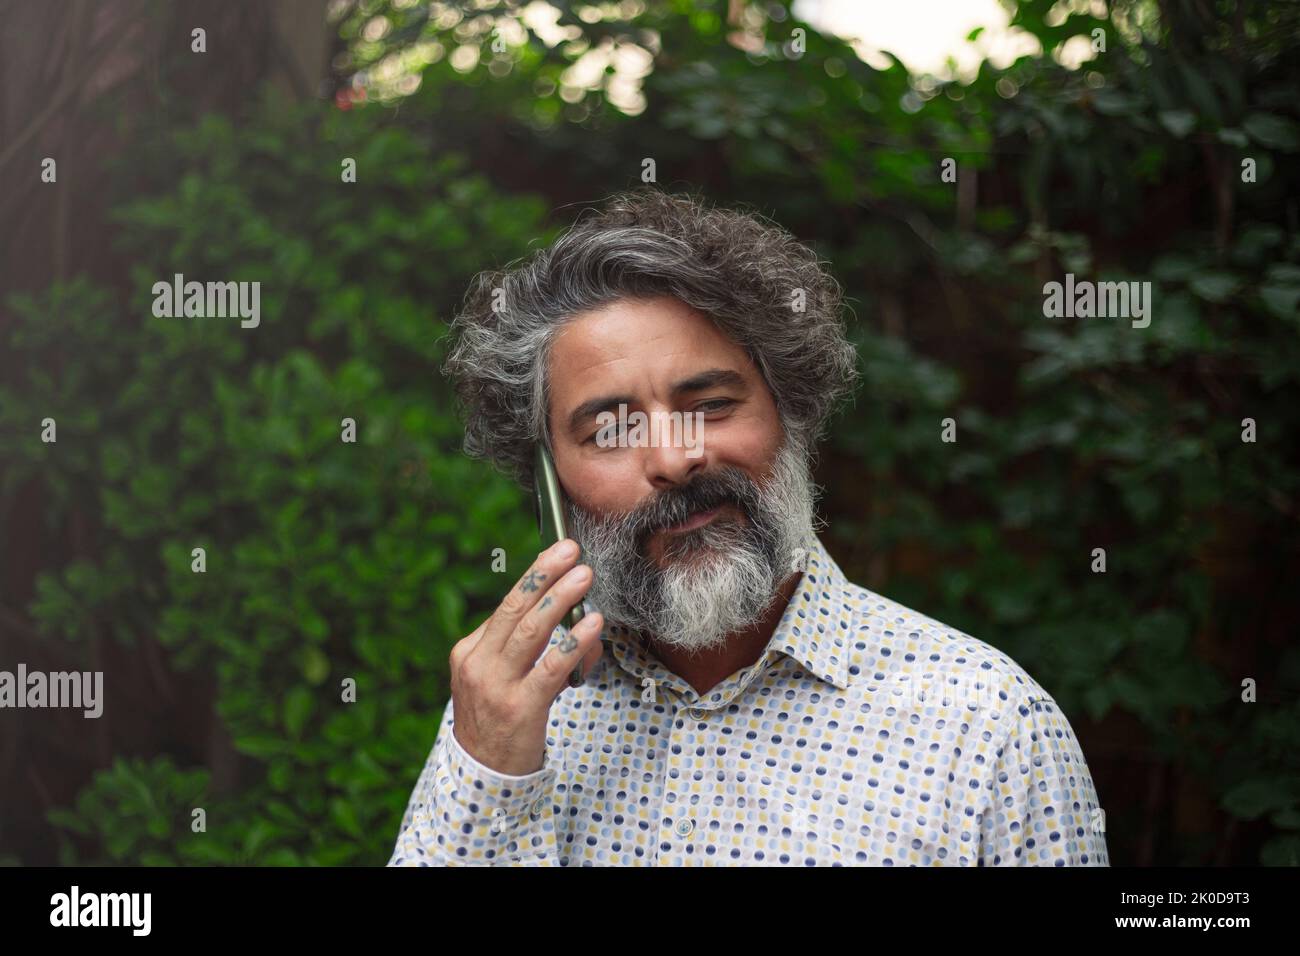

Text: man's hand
xmin=448 ymin=538 xmax=603 ymax=776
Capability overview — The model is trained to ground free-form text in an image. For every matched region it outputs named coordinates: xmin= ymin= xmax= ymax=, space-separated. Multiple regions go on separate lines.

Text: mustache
xmin=598 ymin=467 xmax=765 ymax=546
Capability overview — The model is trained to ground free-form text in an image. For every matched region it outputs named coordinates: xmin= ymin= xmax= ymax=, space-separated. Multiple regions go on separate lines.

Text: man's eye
xmin=697 ymin=399 xmax=734 ymax=412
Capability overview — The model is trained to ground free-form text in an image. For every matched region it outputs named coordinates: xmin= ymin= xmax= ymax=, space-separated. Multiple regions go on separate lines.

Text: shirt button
xmin=675 ymin=817 xmax=695 ymax=838
xmin=531 ymin=797 xmax=546 ymax=817
xmin=689 ymin=707 xmax=706 ymax=720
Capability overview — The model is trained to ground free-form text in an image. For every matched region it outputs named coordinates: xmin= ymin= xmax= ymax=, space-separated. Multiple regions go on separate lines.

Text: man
xmin=387 ymin=188 xmax=1109 ymax=866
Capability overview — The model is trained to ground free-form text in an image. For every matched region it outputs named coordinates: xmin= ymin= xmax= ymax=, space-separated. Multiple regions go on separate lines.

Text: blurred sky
xmin=796 ymin=0 xmax=1091 ymax=77
xmin=381 ymin=1 xmax=1100 ymax=111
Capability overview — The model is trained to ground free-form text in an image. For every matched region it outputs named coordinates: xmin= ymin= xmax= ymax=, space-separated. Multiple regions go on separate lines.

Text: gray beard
xmin=566 ymin=435 xmax=821 ymax=655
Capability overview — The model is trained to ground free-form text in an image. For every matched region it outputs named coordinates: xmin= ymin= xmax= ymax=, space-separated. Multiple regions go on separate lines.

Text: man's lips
xmin=659 ymin=505 xmax=723 ymax=534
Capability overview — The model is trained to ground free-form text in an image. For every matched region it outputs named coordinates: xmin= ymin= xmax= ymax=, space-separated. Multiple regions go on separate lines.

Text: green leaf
xmin=329 ymin=798 xmax=363 ymax=838
xmin=261 ymin=848 xmax=302 ymax=866
xmin=1216 ymin=127 xmax=1249 ymax=148
xmin=1243 ymin=113 xmax=1300 ymax=151
xmin=301 ymin=646 xmax=330 ymax=686
xmin=1151 ymin=253 xmax=1199 ymax=283
xmin=1158 ymin=110 xmax=1196 ymax=138
xmin=1223 ymin=778 xmax=1300 ymax=820
xmin=1260 ymin=285 xmax=1300 ymax=321
xmin=1265 ymin=263 xmax=1300 ymax=286
xmin=1188 ymin=272 xmax=1239 ymax=303
xmin=1090 ymin=90 xmax=1142 ymax=116
xmin=233 ymin=736 xmax=288 ymax=758
xmin=46 ymin=808 xmax=91 ymax=836
xmin=284 ymin=686 xmax=315 ymax=739
xmin=434 ymin=580 xmax=466 ymax=638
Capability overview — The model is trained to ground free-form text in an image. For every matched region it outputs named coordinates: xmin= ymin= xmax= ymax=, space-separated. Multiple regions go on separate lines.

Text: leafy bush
xmin=2 ymin=97 xmax=550 ymax=864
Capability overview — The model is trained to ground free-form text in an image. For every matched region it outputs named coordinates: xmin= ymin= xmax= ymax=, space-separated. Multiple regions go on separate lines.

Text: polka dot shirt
xmin=388 ymin=536 xmax=1110 ymax=866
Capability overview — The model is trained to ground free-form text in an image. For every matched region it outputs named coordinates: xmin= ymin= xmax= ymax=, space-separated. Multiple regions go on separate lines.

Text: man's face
xmin=546 ymin=295 xmax=817 ymax=652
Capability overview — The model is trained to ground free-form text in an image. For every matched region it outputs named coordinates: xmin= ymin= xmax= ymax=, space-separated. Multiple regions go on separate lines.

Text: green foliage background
xmin=1 ymin=0 xmax=1297 ymax=865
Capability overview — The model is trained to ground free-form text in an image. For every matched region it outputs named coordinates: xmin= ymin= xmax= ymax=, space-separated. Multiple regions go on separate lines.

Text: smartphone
xmin=534 ymin=443 xmax=588 ymax=687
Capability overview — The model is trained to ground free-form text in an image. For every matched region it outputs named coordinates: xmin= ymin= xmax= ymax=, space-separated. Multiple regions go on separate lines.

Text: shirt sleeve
xmin=387 ymin=695 xmax=565 ymax=866
xmin=978 ymin=695 xmax=1110 ymax=866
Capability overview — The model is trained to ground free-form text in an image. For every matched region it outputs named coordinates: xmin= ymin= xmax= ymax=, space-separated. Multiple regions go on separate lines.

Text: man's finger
xmin=528 ymin=611 xmax=604 ymax=703
xmin=478 ymin=539 xmax=581 ymax=654
xmin=498 ymin=562 xmax=594 ymax=675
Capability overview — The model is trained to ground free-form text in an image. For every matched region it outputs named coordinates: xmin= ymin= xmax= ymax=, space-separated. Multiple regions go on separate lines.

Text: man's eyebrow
xmin=670 ymin=368 xmax=747 ymax=394
xmin=564 ymin=368 xmax=747 ymax=435
xmin=567 ymin=393 xmax=635 ymax=434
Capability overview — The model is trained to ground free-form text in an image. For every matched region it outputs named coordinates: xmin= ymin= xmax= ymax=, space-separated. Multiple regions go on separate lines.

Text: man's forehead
xmin=548 ymin=297 xmax=753 ymax=387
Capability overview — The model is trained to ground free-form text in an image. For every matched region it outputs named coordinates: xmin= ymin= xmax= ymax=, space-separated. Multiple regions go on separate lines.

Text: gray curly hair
xmin=441 ymin=187 xmax=859 ymax=489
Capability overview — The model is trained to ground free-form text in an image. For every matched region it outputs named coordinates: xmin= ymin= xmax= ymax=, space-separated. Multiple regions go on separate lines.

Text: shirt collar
xmin=766 ymin=535 xmax=855 ymax=690
xmin=597 ymin=534 xmax=855 ymax=697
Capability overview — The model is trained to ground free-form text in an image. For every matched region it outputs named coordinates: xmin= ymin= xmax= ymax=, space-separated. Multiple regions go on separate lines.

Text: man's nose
xmin=643 ymin=410 xmax=707 ymax=490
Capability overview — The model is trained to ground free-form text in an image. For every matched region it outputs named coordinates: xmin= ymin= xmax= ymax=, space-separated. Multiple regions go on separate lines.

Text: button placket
xmin=657 ymin=693 xmax=703 ymax=861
